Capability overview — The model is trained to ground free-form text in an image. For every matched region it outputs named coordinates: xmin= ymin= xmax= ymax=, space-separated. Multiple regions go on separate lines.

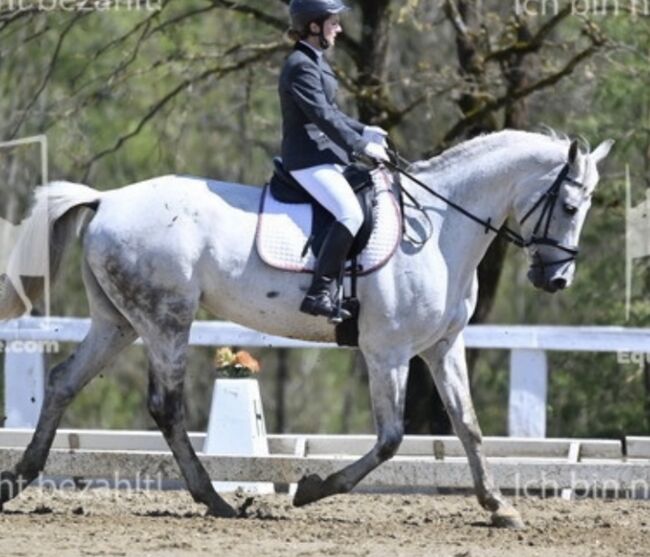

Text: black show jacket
xmin=279 ymin=41 xmax=368 ymax=171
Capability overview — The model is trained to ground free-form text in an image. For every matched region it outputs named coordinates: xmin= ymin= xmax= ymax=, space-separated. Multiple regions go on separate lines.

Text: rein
xmin=384 ymin=146 xmax=581 ymax=266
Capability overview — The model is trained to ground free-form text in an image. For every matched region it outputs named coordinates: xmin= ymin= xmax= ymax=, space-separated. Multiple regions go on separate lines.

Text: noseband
xmin=385 ymin=150 xmax=583 ymax=268
xmin=518 ymin=164 xmax=582 ymax=268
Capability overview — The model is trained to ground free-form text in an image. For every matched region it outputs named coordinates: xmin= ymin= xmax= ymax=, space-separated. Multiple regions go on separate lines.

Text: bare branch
xmin=444 ymin=0 xmax=470 ymax=38
xmin=69 ymin=0 xmax=169 ymax=88
xmin=442 ymin=39 xmax=603 ymax=145
xmin=80 ymin=41 xmax=285 ymax=180
xmin=485 ymin=5 xmax=573 ymax=63
xmin=8 ymin=11 xmax=88 ymax=139
xmin=147 ymin=2 xmax=217 ymax=37
xmin=0 ymin=6 xmax=39 ymax=29
xmin=211 ymin=0 xmax=287 ymax=32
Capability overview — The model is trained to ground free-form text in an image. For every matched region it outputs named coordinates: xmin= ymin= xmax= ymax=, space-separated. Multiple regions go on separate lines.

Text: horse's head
xmin=513 ymin=138 xmax=614 ymax=293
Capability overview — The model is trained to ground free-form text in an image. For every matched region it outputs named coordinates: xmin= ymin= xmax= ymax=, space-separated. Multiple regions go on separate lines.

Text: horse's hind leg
xmin=141 ymin=320 xmax=236 ymax=518
xmin=420 ymin=335 xmax=525 ymax=529
xmin=294 ymin=349 xmax=409 ymax=506
xmin=0 ymin=268 xmax=136 ymax=507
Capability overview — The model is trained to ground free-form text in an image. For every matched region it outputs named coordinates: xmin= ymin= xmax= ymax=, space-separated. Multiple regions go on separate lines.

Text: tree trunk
xmin=356 ymin=0 xmax=392 ymax=124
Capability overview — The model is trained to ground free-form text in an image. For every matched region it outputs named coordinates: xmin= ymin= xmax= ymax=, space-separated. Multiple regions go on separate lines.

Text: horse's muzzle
xmin=527 ymin=254 xmax=574 ymax=293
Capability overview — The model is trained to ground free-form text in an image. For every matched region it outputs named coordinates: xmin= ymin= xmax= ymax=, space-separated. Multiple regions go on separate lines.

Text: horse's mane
xmin=408 ymin=129 xmax=573 ymax=175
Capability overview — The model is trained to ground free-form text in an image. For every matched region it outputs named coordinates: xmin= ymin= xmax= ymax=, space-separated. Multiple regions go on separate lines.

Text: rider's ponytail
xmin=287 ymin=27 xmax=304 ymax=42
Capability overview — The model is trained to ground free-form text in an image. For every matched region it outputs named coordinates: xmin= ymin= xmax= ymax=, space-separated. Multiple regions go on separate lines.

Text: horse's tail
xmin=0 ymin=181 xmax=102 ymax=320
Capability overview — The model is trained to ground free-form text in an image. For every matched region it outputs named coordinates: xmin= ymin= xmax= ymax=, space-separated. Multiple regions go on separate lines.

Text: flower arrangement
xmin=214 ymin=347 xmax=261 ymax=378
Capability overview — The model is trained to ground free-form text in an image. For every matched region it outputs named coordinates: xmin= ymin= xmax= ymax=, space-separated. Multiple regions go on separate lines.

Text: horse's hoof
xmin=206 ymin=501 xmax=237 ymax=519
xmin=293 ymin=474 xmax=325 ymax=507
xmin=491 ymin=507 xmax=526 ymax=529
xmin=0 ymin=470 xmax=18 ymax=507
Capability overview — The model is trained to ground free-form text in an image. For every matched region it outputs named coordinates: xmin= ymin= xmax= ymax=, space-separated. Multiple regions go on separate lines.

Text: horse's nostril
xmin=551 ymin=277 xmax=567 ymax=290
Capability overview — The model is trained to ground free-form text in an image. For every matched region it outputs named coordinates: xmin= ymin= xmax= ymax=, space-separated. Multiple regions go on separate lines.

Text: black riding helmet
xmin=289 ymin=0 xmax=350 ymax=49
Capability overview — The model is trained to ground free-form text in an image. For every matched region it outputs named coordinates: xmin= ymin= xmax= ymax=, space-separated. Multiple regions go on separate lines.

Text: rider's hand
xmin=364 ymin=125 xmax=388 ymax=137
xmin=363 ymin=126 xmax=389 ymax=147
xmin=363 ymin=142 xmax=390 ymax=163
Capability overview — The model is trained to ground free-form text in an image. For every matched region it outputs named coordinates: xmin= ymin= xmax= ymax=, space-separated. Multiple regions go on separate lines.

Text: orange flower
xmin=234 ymin=350 xmax=261 ymax=374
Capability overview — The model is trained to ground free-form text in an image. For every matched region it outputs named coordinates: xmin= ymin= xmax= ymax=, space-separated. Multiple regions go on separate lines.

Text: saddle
xmin=256 ymin=158 xmax=403 ymax=346
xmin=269 ymin=158 xmax=376 ymax=260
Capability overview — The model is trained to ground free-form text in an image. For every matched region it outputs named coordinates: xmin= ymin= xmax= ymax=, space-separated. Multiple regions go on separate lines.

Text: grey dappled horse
xmin=0 ymin=130 xmax=613 ymax=527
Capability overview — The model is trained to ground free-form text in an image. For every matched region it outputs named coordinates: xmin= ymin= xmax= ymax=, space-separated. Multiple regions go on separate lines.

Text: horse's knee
xmin=377 ymin=427 xmax=403 ymax=460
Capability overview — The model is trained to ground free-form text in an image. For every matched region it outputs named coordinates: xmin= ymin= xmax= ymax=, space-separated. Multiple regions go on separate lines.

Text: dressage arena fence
xmin=3 ymin=317 xmax=650 ymax=437
xmin=1 ymin=429 xmax=650 ymax=498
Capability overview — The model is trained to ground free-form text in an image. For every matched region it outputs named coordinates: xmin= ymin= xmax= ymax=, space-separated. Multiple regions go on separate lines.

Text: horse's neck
xmin=409 ymin=139 xmax=543 ymax=284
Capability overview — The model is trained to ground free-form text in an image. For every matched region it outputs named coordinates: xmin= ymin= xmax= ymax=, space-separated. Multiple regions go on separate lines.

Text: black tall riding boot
xmin=300 ymin=221 xmax=355 ymax=322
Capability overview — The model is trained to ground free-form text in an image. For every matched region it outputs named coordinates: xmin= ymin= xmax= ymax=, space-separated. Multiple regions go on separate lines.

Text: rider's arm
xmin=335 ymin=106 xmax=364 ymax=134
xmin=288 ymin=62 xmax=368 ymax=157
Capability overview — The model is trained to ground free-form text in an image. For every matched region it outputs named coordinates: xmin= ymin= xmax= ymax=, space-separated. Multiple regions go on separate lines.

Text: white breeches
xmin=290 ymin=164 xmax=364 ymax=235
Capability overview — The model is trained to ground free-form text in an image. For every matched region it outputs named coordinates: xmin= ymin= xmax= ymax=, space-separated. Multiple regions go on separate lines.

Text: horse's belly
xmin=200 ymin=289 xmax=337 ymax=343
xmin=199 ymin=266 xmax=337 ymax=344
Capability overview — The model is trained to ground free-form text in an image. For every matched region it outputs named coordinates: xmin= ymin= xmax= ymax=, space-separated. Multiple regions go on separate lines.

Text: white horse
xmin=0 ymin=130 xmax=612 ymax=527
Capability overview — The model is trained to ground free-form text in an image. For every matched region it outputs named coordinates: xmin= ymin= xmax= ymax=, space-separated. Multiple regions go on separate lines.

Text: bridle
xmin=517 ymin=163 xmax=582 ymax=268
xmin=383 ymin=147 xmax=583 ymax=269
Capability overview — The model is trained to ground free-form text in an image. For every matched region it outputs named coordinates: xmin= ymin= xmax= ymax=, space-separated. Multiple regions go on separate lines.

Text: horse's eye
xmin=563 ymin=204 xmax=578 ymax=216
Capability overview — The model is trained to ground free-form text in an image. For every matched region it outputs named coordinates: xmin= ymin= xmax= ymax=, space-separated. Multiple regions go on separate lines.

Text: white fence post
xmin=203 ymin=378 xmax=274 ymax=494
xmin=508 ymin=349 xmax=548 ymax=438
xmin=3 ymin=344 xmax=45 ymax=428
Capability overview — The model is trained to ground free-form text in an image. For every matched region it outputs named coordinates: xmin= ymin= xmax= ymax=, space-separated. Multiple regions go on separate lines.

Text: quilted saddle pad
xmin=255 ymin=172 xmax=402 ymax=276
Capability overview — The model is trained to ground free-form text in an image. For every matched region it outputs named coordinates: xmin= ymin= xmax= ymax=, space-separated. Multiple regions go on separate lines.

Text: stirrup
xmin=327 ymin=306 xmax=352 ymax=324
xmin=328 ymin=277 xmax=352 ymax=324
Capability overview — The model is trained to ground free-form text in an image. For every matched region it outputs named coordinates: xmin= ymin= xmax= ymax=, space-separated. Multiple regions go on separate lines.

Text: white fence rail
xmin=2 ymin=317 xmax=650 ymax=437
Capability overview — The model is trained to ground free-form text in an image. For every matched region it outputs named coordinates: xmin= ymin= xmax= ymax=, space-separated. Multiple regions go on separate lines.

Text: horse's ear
xmin=591 ymin=139 xmax=615 ymax=166
xmin=568 ymin=140 xmax=579 ymax=165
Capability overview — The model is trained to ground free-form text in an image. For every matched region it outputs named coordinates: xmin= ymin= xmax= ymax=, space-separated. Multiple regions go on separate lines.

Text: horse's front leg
xmin=294 ymin=350 xmax=409 ymax=507
xmin=420 ymin=335 xmax=525 ymax=529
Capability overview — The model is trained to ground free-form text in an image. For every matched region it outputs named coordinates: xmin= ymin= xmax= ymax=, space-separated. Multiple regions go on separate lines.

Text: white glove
xmin=363 ymin=125 xmax=389 ymax=147
xmin=363 ymin=141 xmax=390 ymax=163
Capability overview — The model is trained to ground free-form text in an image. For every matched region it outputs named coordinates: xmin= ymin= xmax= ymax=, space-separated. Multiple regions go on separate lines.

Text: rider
xmin=281 ymin=0 xmax=390 ymax=322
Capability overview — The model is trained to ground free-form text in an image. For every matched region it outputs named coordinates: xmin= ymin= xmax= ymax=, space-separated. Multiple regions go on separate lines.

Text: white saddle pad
xmin=255 ymin=169 xmax=402 ymax=276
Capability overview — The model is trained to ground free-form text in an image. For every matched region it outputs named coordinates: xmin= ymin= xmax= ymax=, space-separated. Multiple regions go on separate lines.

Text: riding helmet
xmin=289 ymin=0 xmax=350 ymax=31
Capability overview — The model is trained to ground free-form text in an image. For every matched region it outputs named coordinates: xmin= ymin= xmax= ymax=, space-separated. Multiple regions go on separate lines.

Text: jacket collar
xmin=294 ymin=41 xmax=322 ymax=64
